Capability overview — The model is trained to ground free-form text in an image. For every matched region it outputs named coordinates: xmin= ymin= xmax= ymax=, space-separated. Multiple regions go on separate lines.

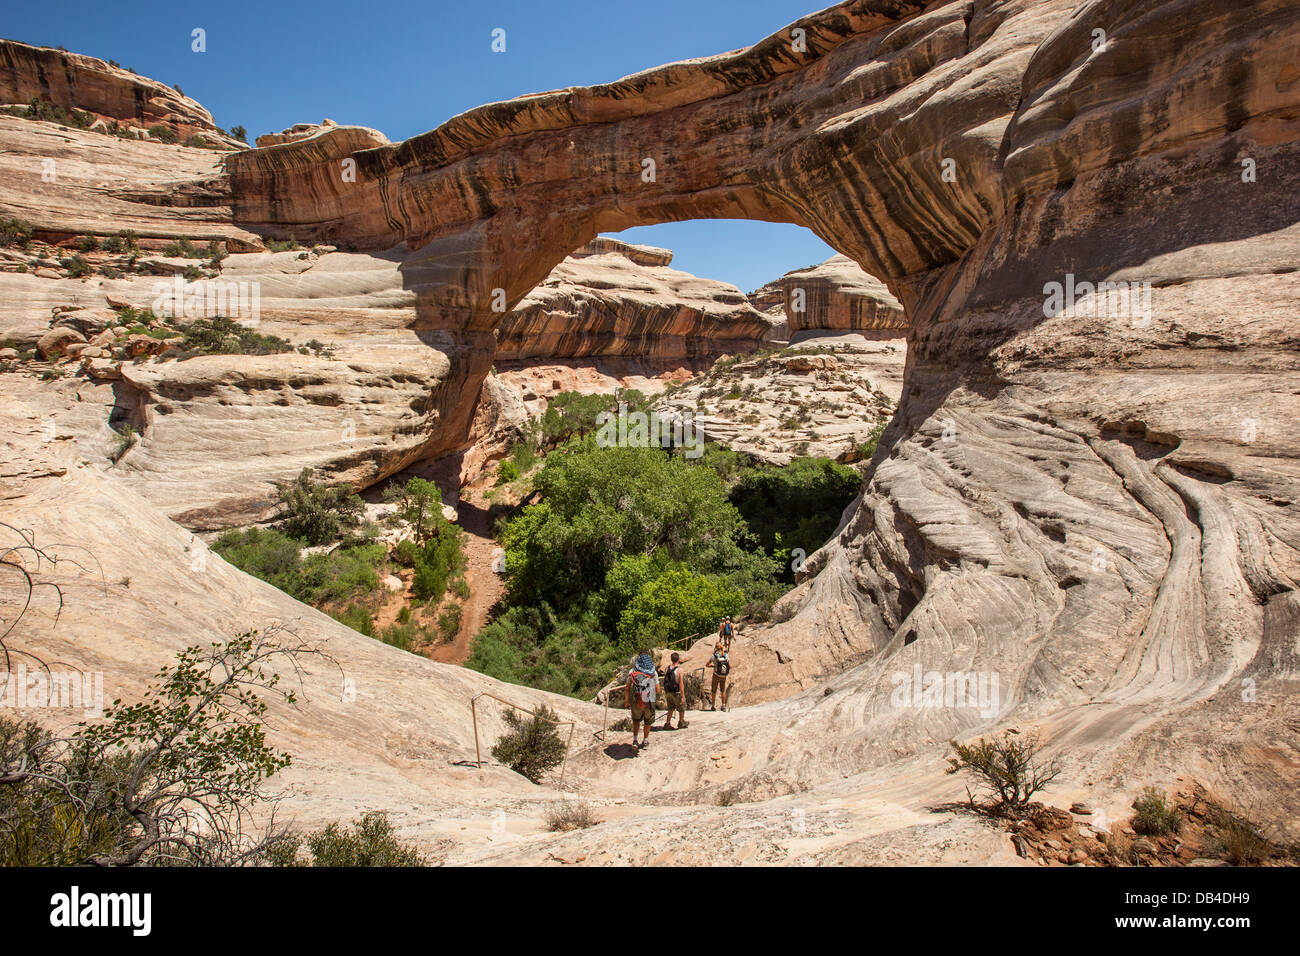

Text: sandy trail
xmin=428 ymin=478 xmax=505 ymax=664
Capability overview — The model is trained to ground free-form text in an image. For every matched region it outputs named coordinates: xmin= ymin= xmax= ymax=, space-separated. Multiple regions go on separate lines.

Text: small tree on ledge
xmin=946 ymin=729 xmax=1061 ymax=817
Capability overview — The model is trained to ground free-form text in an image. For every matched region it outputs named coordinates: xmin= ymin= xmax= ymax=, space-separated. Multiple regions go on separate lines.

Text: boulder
xmin=37 ymin=326 xmax=86 ymax=358
xmin=82 ymin=357 xmax=122 ymax=380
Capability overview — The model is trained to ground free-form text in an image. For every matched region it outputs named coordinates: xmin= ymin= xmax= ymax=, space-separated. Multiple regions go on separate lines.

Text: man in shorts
xmin=706 ymin=642 xmax=733 ymax=712
xmin=661 ymin=651 xmax=688 ymax=730
xmin=625 ymin=651 xmax=661 ymax=748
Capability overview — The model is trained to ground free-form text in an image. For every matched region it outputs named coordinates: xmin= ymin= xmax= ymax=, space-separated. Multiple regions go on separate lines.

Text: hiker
xmin=706 ymin=642 xmax=732 ymax=712
xmin=661 ymin=651 xmax=688 ymax=730
xmin=718 ymin=615 xmax=734 ymax=643
xmin=625 ymin=651 xmax=660 ymax=749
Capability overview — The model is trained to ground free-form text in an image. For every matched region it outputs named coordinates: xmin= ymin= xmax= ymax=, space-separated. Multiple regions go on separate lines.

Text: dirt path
xmin=427 ymin=478 xmax=505 ymax=664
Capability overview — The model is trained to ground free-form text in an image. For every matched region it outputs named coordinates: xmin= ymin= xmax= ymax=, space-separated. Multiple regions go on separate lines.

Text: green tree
xmin=264 ymin=811 xmax=425 ymax=866
xmin=502 ymin=444 xmax=750 ymax=609
xmin=274 ymin=468 xmax=364 ymax=545
xmin=490 ymin=705 xmax=567 ymax=784
xmin=0 ymin=632 xmax=306 ymax=865
xmin=617 ymin=568 xmax=743 ymax=646
xmin=729 ymin=456 xmax=861 ymax=580
xmin=383 ymin=476 xmax=443 ymax=544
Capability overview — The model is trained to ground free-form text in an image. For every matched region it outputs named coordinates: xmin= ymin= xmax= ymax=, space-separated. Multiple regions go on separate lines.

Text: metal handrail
xmin=470 ymin=691 xmax=578 ymax=788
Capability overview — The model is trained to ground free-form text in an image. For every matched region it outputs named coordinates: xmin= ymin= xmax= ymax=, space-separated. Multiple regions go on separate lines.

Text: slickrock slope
xmin=496 ymin=237 xmax=776 ymax=363
xmin=0 ymin=38 xmax=242 ymax=147
xmin=222 ymin=0 xmax=1300 ymax=836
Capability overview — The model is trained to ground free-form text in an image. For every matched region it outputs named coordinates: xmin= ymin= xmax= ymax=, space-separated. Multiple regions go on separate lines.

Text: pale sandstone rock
xmin=496 ymin=238 xmax=776 ymax=363
xmin=82 ymin=357 xmax=121 ymax=379
xmin=751 ymin=255 xmax=907 ymax=335
xmin=3 ymin=0 xmax=1299 ymax=857
xmin=228 ymin=0 xmax=1300 ymax=836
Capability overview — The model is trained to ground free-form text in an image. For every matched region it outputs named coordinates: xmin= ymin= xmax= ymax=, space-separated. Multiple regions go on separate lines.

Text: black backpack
xmin=664 ymin=664 xmax=680 ymax=694
xmin=714 ymin=652 xmax=730 ymax=677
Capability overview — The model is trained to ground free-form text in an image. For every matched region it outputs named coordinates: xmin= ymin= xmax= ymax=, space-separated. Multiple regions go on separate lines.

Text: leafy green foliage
xmin=617 ymin=567 xmax=743 ymax=646
xmin=330 ymin=604 xmax=375 ymax=637
xmin=148 ymin=124 xmax=179 ymax=144
xmin=490 ymin=705 xmax=567 ymax=784
xmin=537 ymin=390 xmax=619 ymax=451
xmin=437 ymin=603 xmax=463 ymax=642
xmin=467 ymin=387 xmax=861 ymax=698
xmin=411 ymin=529 xmax=466 ymax=605
xmin=162 ymin=237 xmax=204 ymax=258
xmin=0 ymin=217 xmax=34 ymax=250
xmin=729 ymin=456 xmax=861 ymax=581
xmin=264 ymin=811 xmax=425 ymax=866
xmin=273 ymin=468 xmax=364 ymax=545
xmin=0 ymin=633 xmax=297 ymax=865
xmin=211 ymin=526 xmax=383 ymax=608
xmin=19 ymin=96 xmax=93 ymax=128
xmin=61 ymin=254 xmax=93 ymax=278
xmin=383 ymin=477 xmax=443 ymax=545
xmin=466 ymin=605 xmax=628 ymax=699
xmin=502 ymin=444 xmax=753 ymax=609
xmin=109 ymin=230 xmax=139 ymax=253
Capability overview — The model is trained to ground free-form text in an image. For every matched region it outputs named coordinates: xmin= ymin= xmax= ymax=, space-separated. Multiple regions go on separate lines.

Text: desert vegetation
xmin=946 ymin=731 xmax=1062 ymax=817
xmin=490 ymin=705 xmax=567 ymax=784
xmin=467 ymin=390 xmax=861 ymax=698
xmin=0 ymin=632 xmax=302 ymax=865
xmin=213 ymin=472 xmax=468 ymax=653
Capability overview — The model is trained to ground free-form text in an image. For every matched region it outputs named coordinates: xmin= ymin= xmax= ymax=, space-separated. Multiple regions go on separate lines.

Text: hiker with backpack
xmin=661 ymin=651 xmax=688 ymax=730
xmin=625 ymin=651 xmax=661 ymax=749
xmin=706 ymin=642 xmax=732 ymax=712
xmin=718 ymin=616 xmax=734 ymax=643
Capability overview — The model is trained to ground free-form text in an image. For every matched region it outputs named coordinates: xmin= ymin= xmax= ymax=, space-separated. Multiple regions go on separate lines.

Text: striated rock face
xmin=222 ymin=0 xmax=1300 ymax=832
xmin=0 ymin=115 xmax=259 ymax=251
xmin=496 ymin=237 xmax=776 ymax=363
xmin=751 ymin=254 xmax=907 ymax=335
xmin=0 ymin=127 xmax=775 ymax=526
xmin=0 ymin=38 xmax=242 ymax=147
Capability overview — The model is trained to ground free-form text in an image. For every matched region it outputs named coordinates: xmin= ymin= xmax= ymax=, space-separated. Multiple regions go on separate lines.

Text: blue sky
xmin=5 ymin=0 xmax=836 ymax=291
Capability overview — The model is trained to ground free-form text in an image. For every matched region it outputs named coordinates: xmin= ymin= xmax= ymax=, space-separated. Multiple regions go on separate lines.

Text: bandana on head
xmin=635 ymin=653 xmax=656 ymax=674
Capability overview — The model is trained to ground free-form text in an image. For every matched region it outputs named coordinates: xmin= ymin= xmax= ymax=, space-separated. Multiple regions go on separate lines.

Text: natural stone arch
xmin=228 ymin=0 xmax=1300 ymax=827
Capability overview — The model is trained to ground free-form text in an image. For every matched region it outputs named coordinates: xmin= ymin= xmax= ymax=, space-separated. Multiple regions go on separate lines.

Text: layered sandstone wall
xmin=750 ymin=254 xmax=907 ymax=335
xmin=496 ymin=238 xmax=777 ymax=362
xmin=0 ymin=37 xmax=242 ymax=147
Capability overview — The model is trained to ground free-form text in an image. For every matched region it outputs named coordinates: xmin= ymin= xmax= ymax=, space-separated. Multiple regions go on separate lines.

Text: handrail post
xmin=471 ymin=694 xmax=481 ymax=769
